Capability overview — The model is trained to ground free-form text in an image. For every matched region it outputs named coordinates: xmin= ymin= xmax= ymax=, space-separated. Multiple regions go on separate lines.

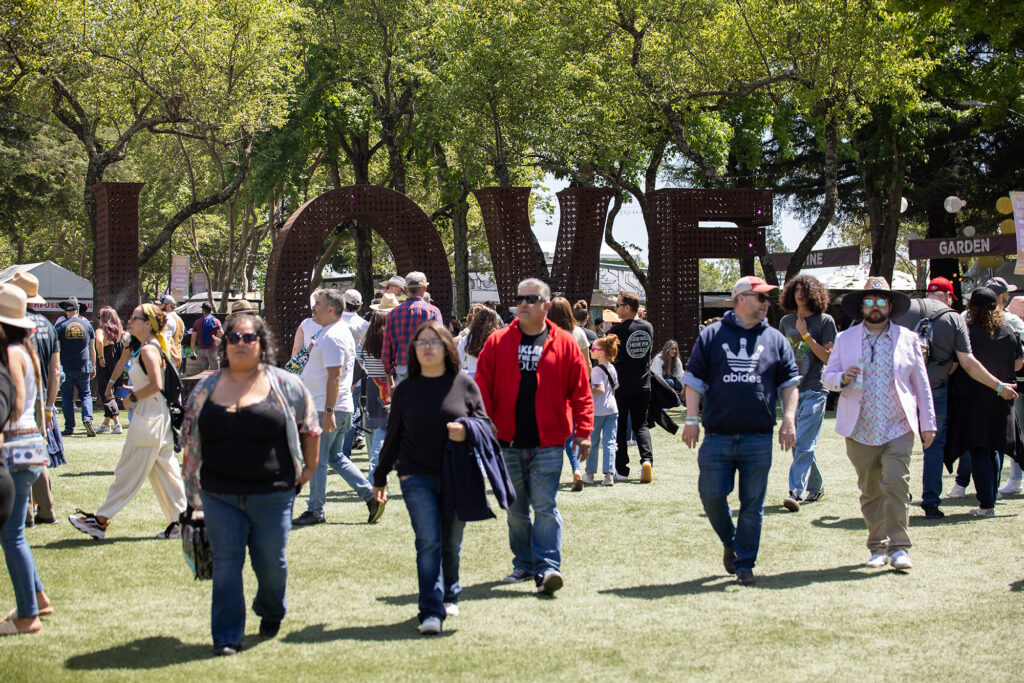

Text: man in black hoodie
xmin=682 ymin=276 xmax=799 ymax=586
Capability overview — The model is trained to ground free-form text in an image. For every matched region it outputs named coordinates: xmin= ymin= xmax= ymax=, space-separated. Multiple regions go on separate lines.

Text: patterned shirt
xmin=382 ymin=296 xmax=442 ymax=374
xmin=850 ymin=324 xmax=912 ymax=445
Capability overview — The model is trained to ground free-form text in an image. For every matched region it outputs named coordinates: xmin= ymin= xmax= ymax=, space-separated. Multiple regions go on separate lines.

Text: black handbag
xmin=180 ymin=506 xmax=213 ymax=580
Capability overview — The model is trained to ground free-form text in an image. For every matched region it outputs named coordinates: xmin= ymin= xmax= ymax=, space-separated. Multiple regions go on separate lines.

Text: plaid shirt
xmin=382 ymin=297 xmax=442 ymax=374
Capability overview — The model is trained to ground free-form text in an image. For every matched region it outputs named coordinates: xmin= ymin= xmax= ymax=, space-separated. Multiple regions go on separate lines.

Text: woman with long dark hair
xmin=550 ymin=297 xmax=591 ymax=491
xmin=372 ymin=321 xmax=489 ymax=635
xmin=458 ymin=305 xmax=500 ymax=378
xmin=69 ymin=304 xmax=186 ymax=540
xmin=944 ymin=287 xmax=1024 ymax=517
xmin=94 ymin=306 xmax=128 ymax=434
xmin=180 ymin=313 xmax=320 ymax=655
xmin=652 ymin=340 xmax=684 ymax=392
xmin=0 ymin=284 xmax=50 ymax=636
xmin=361 ymin=304 xmax=396 ymax=479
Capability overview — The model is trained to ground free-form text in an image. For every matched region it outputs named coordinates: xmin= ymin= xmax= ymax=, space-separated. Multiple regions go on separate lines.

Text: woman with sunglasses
xmin=69 ymin=304 xmax=187 ymax=541
xmin=180 ymin=313 xmax=320 ymax=655
xmin=372 ymin=321 xmax=489 ymax=636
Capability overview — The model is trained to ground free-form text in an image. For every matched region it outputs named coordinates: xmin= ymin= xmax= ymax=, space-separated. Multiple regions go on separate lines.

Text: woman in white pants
xmin=69 ymin=304 xmax=186 ymax=540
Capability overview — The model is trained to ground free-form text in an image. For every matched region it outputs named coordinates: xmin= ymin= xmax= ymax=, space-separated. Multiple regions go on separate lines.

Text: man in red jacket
xmin=476 ymin=278 xmax=593 ymax=595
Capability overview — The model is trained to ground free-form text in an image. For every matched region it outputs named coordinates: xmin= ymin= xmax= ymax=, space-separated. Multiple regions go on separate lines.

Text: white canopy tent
xmin=0 ymin=261 xmax=94 ymax=313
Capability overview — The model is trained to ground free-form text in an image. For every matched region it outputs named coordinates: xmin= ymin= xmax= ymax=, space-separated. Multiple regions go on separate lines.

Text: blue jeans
xmin=342 ymin=384 xmax=361 ymax=458
xmin=697 ymin=433 xmax=772 ymax=571
xmin=503 ymin=446 xmax=563 ymax=579
xmin=366 ymin=427 xmax=387 ymax=480
xmin=400 ymin=474 xmax=465 ymax=623
xmin=564 ymin=436 xmax=581 ymax=473
xmin=921 ymin=385 xmax=948 ymax=506
xmin=1 ymin=467 xmax=44 ymax=619
xmin=202 ymin=489 xmax=294 ymax=648
xmin=788 ymin=390 xmax=827 ymax=497
xmin=306 ymin=412 xmax=373 ymax=516
xmin=586 ymin=414 xmax=618 ymax=475
xmin=955 ymin=453 xmax=973 ymax=489
xmin=61 ymin=369 xmax=93 ymax=430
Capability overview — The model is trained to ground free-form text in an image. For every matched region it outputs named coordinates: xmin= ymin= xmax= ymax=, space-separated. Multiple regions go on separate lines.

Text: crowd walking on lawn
xmin=3 ymin=271 xmax=1024 ymax=652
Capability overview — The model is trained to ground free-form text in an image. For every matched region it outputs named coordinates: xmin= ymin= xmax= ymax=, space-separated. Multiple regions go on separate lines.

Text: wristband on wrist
xmin=801 ymin=332 xmax=811 ymax=341
xmin=996 ymin=382 xmax=1006 ymax=394
xmin=684 ymin=416 xmax=700 ymax=424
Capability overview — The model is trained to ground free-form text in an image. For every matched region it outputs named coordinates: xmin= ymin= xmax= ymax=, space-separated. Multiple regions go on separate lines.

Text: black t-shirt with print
xmin=609 ymin=318 xmax=654 ymax=392
xmin=512 ymin=328 xmax=548 ymax=449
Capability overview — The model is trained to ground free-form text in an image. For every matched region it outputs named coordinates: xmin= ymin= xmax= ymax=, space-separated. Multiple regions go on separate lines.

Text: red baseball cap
xmin=731 ymin=276 xmax=779 ymax=299
xmin=927 ymin=276 xmax=957 ymax=301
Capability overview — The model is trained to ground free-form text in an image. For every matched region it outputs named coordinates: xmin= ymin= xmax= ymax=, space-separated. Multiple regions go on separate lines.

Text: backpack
xmin=913 ymin=308 xmax=954 ymax=366
xmin=200 ymin=314 xmax=219 ymax=346
xmin=139 ymin=341 xmax=185 ymax=450
xmin=596 ymin=363 xmax=618 ymax=391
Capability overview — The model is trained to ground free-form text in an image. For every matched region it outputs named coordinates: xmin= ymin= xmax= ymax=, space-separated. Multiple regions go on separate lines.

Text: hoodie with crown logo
xmin=683 ymin=310 xmax=800 ymax=434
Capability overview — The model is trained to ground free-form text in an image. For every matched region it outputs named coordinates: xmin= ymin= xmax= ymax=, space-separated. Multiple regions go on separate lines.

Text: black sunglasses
xmin=514 ymin=294 xmax=547 ymax=304
xmin=226 ymin=331 xmax=259 ymax=345
xmin=741 ymin=292 xmax=770 ymax=303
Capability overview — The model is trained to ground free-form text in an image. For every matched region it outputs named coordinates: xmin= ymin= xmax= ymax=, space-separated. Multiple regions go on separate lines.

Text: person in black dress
xmin=944 ymin=287 xmax=1024 ymax=517
xmin=372 ymin=321 xmax=489 ymax=636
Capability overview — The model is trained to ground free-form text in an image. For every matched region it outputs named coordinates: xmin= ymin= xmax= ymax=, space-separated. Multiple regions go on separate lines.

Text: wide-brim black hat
xmin=840 ymin=276 xmax=911 ymax=320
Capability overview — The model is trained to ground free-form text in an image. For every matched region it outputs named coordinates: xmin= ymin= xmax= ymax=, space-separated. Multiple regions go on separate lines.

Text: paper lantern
xmin=996 ymin=196 xmax=1013 ymax=215
xmin=944 ymin=196 xmax=964 ymax=213
xmin=1001 ymin=218 xmax=1016 ymax=234
xmin=900 ymin=197 xmax=909 ymax=213
xmin=964 ymin=225 xmax=976 ymax=237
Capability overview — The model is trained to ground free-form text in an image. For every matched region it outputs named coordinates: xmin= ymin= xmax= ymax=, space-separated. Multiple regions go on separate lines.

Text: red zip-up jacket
xmin=475 ymin=318 xmax=593 ymax=447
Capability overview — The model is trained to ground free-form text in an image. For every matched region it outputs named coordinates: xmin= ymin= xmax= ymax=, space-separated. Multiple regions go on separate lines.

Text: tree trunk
xmin=452 ymin=202 xmax=470 ymax=319
xmin=876 ymin=133 xmax=905 ymax=283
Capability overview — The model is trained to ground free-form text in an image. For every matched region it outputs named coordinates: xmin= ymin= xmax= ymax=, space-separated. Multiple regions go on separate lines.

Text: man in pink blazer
xmin=823 ymin=277 xmax=935 ymax=571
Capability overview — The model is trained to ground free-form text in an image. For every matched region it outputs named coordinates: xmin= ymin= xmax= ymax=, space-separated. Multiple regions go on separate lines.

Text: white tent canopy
xmin=821 ymin=265 xmax=917 ymax=291
xmin=0 ymin=261 xmax=94 ymax=312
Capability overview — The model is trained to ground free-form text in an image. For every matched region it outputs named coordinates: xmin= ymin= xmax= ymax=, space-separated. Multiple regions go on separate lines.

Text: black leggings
xmin=970 ymin=448 xmax=998 ymax=509
xmin=0 ymin=466 xmax=13 ymax=530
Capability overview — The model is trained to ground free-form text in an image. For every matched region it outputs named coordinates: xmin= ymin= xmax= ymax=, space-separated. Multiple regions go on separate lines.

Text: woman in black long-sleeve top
xmin=372 ymin=321 xmax=488 ymax=636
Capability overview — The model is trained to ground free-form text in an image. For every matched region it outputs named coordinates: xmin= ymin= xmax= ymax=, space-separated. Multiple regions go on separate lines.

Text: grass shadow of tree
xmin=376 ymin=581 xmax=535 ymax=607
xmin=58 ymin=470 xmax=116 ymax=478
xmin=601 ymin=564 xmax=886 ymax=599
xmin=64 ymin=636 xmax=213 ymax=669
xmin=39 ymin=536 xmax=158 ymax=550
xmin=283 ymin=619 xmax=454 ymax=643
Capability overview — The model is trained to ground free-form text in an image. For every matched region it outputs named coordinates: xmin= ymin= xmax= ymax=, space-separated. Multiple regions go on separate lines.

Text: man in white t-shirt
xmin=156 ymin=294 xmax=184 ymax=367
xmin=293 ymin=288 xmax=385 ymax=526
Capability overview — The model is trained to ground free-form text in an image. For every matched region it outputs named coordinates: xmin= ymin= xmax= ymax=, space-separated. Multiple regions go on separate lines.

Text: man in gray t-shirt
xmin=893 ymin=278 xmax=1016 ymax=518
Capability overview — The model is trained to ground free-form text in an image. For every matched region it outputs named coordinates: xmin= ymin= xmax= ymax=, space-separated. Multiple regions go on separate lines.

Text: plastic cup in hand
xmin=852 ymin=358 xmax=866 ymax=390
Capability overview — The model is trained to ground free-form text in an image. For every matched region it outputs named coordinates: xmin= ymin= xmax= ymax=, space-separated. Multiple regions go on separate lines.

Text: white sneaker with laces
xmin=969 ymin=507 xmax=995 ymax=518
xmin=998 ymin=479 xmax=1022 ymax=496
xmin=419 ymin=616 xmax=442 ymax=635
xmin=95 ymin=424 xmax=110 ymax=434
xmin=947 ymin=484 xmax=967 ymax=499
xmin=602 ymin=473 xmax=614 ymax=486
xmin=890 ymin=550 xmax=912 ymax=570
xmin=444 ymin=602 xmax=459 ymax=617
xmin=613 ymin=473 xmax=629 ymax=482
xmin=865 ymin=553 xmax=888 ymax=568
xmin=111 ymin=424 xmax=123 ymax=434
xmin=581 ymin=473 xmax=595 ymax=485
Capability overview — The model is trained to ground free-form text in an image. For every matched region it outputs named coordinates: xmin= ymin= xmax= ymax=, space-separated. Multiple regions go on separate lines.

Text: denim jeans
xmin=697 ymin=433 xmax=772 ymax=571
xmin=306 ymin=412 xmax=373 ymax=516
xmin=921 ymin=385 xmax=948 ymax=506
xmin=788 ymin=390 xmax=827 ymax=497
xmin=955 ymin=452 xmax=973 ymax=489
xmin=503 ymin=446 xmax=563 ymax=578
xmin=60 ymin=369 xmax=93 ymax=430
xmin=341 ymin=384 xmax=361 ymax=458
xmin=399 ymin=474 xmax=465 ymax=623
xmin=0 ymin=466 xmax=44 ymax=619
xmin=202 ymin=489 xmax=294 ymax=648
xmin=564 ymin=436 xmax=582 ymax=473
xmin=586 ymin=414 xmax=618 ymax=475
xmin=366 ymin=427 xmax=387 ymax=481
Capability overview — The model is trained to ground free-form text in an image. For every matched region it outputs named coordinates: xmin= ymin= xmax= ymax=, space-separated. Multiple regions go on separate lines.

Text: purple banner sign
xmin=769 ymin=246 xmax=860 ymax=271
xmin=908 ymin=235 xmax=1017 ymax=260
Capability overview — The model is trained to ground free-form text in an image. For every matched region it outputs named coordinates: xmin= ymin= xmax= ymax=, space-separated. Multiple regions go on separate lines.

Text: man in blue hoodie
xmin=682 ymin=276 xmax=800 ymax=586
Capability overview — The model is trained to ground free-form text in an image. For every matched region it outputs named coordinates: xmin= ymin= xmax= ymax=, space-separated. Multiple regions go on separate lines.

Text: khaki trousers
xmin=845 ymin=432 xmax=914 ymax=554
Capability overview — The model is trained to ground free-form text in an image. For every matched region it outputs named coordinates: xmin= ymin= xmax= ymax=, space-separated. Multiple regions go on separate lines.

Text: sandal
xmin=0 ymin=620 xmax=38 ymax=636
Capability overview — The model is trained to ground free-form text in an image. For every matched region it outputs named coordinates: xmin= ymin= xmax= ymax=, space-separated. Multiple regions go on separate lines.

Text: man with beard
xmin=823 ymin=278 xmax=935 ymax=571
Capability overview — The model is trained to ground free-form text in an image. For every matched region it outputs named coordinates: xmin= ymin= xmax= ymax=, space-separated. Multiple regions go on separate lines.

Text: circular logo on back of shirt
xmin=63 ymin=322 xmax=87 ymax=340
xmin=626 ymin=329 xmax=652 ymax=359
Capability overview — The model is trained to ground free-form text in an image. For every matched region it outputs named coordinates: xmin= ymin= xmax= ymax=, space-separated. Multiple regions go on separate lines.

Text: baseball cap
xmin=405 ymin=271 xmax=429 ymax=289
xmin=342 ymin=288 xmax=363 ymax=306
xmin=926 ymin=276 xmax=957 ymax=300
xmin=731 ymin=276 xmax=779 ymax=299
xmin=984 ymin=276 xmax=1018 ymax=296
xmin=156 ymin=294 xmax=176 ymax=306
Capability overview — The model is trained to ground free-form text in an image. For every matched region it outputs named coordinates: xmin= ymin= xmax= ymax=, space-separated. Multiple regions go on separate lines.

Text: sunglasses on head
xmin=862 ymin=298 xmax=890 ymax=308
xmin=741 ymin=292 xmax=770 ymax=303
xmin=226 ymin=331 xmax=259 ymax=344
xmin=514 ymin=294 xmax=547 ymax=305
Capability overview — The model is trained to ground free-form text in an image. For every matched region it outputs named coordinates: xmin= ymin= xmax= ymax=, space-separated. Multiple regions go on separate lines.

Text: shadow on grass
xmin=39 ymin=536 xmax=156 ymax=549
xmin=59 ymin=470 xmax=115 ymax=478
xmin=1009 ymin=579 xmax=1024 ymax=592
xmin=283 ymin=619 xmax=454 ymax=643
xmin=377 ymin=581 xmax=535 ymax=607
xmin=602 ymin=564 xmax=885 ymax=598
xmin=65 ymin=636 xmax=213 ymax=669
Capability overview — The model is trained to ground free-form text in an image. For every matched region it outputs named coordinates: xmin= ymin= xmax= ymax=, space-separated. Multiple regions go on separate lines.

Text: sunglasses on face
xmin=741 ymin=292 xmax=770 ymax=303
xmin=413 ymin=339 xmax=443 ymax=349
xmin=514 ymin=294 xmax=547 ymax=305
xmin=226 ymin=331 xmax=259 ymax=344
xmin=862 ymin=298 xmax=890 ymax=308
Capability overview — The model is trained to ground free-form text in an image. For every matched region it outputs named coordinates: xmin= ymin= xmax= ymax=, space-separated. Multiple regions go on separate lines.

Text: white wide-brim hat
xmin=0 ymin=284 xmax=36 ymax=329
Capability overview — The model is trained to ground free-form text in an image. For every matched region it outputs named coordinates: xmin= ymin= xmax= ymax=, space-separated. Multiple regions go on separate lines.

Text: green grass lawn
xmin=1 ymin=410 xmax=1022 ymax=681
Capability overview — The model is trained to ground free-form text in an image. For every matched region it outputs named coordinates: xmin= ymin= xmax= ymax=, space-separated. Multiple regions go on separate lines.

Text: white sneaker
xmin=111 ymin=424 xmax=123 ymax=434
xmin=419 ymin=616 xmax=442 ymax=635
xmin=602 ymin=473 xmax=614 ymax=486
xmin=998 ymin=479 xmax=1022 ymax=497
xmin=969 ymin=507 xmax=995 ymax=518
xmin=444 ymin=602 xmax=459 ymax=617
xmin=95 ymin=424 xmax=110 ymax=434
xmin=581 ymin=473 xmax=595 ymax=485
xmin=865 ymin=553 xmax=888 ymax=568
xmin=613 ymin=473 xmax=629 ymax=482
xmin=947 ymin=484 xmax=967 ymax=499
xmin=890 ymin=549 xmax=912 ymax=570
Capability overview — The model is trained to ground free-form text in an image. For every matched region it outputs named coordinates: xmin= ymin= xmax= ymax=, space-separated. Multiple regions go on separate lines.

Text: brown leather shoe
xmin=736 ymin=569 xmax=755 ymax=586
xmin=723 ymin=548 xmax=737 ymax=575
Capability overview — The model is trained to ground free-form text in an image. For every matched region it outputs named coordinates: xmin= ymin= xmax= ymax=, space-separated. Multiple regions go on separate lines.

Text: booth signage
xmin=769 ymin=246 xmax=859 ymax=271
xmin=908 ymin=235 xmax=1017 ymax=260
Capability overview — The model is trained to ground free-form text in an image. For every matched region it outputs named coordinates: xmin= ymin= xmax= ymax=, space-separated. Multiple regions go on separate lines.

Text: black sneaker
xmin=537 ymin=570 xmax=564 ymax=595
xmin=61 ymin=428 xmax=74 ymax=437
xmin=736 ymin=569 xmax=756 ymax=586
xmin=782 ymin=492 xmax=801 ymax=512
xmin=291 ymin=511 xmax=325 ymax=527
xmin=259 ymin=619 xmax=281 ymax=638
xmin=502 ymin=568 xmax=532 ymax=584
xmin=803 ymin=488 xmax=825 ymax=503
xmin=352 ymin=435 xmax=366 ymax=450
xmin=367 ymin=498 xmax=386 ymax=524
xmin=213 ymin=643 xmax=241 ymax=656
xmin=922 ymin=503 xmax=945 ymax=520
